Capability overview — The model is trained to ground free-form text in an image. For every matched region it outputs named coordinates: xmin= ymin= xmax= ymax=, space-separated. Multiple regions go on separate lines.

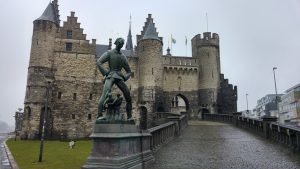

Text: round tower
xmin=22 ymin=1 xmax=60 ymax=139
xmin=191 ymin=32 xmax=220 ymax=114
xmin=137 ymin=16 xmax=163 ymax=127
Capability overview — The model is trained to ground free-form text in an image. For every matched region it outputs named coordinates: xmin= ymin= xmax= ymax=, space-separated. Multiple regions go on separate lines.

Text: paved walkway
xmin=0 ymin=133 xmax=11 ymax=169
xmin=148 ymin=120 xmax=300 ymax=169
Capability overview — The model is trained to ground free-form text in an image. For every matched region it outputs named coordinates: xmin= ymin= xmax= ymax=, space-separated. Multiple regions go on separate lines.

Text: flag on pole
xmin=171 ymin=34 xmax=176 ymax=44
xmin=185 ymin=36 xmax=187 ymax=45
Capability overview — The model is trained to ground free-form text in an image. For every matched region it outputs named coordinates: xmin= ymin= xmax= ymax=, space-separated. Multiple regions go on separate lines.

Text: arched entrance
xmin=171 ymin=94 xmax=189 ymax=114
xmin=139 ymin=106 xmax=148 ymax=130
xmin=39 ymin=107 xmax=53 ymax=139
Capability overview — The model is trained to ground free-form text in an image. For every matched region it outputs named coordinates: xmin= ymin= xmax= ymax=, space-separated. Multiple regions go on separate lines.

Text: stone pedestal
xmin=82 ymin=121 xmax=154 ymax=169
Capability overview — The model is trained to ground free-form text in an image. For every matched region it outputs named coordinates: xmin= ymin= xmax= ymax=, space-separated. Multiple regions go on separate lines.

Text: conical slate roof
xmin=142 ymin=21 xmax=161 ymax=41
xmin=125 ymin=24 xmax=133 ymax=50
xmin=35 ymin=2 xmax=60 ymax=26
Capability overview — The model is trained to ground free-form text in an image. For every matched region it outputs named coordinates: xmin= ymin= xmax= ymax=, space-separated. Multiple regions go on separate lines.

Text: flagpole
xmin=171 ymin=34 xmax=173 ymax=55
xmin=185 ymin=36 xmax=187 ymax=57
xmin=206 ymin=13 xmax=208 ymax=32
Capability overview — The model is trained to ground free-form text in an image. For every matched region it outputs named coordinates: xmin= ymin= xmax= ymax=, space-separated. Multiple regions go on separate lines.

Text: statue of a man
xmin=96 ymin=38 xmax=132 ymax=121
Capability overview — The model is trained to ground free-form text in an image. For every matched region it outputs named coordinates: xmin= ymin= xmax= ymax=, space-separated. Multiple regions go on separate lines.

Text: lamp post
xmin=273 ymin=67 xmax=278 ymax=104
xmin=38 ymin=81 xmax=51 ymax=162
xmin=246 ymin=93 xmax=249 ymax=113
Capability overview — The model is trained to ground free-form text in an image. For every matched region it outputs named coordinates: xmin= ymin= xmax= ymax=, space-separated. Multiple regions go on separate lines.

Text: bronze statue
xmin=96 ymin=38 xmax=132 ymax=121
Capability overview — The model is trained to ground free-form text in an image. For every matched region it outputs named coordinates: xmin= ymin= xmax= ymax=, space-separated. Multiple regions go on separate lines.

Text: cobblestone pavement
xmin=0 ymin=133 xmax=11 ymax=169
xmin=148 ymin=120 xmax=300 ymax=169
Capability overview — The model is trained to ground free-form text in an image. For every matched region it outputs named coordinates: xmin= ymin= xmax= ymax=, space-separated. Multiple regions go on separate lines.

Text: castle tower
xmin=136 ymin=14 xmax=163 ymax=128
xmin=192 ymin=32 xmax=220 ymax=114
xmin=21 ymin=0 xmax=60 ymax=139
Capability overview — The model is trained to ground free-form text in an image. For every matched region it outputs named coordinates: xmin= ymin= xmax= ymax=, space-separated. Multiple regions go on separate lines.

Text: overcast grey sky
xmin=1 ymin=0 xmax=300 ymax=125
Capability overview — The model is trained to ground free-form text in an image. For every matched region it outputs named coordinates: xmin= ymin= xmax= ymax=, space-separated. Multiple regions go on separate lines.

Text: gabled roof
xmin=35 ymin=2 xmax=60 ymax=26
xmin=142 ymin=21 xmax=161 ymax=41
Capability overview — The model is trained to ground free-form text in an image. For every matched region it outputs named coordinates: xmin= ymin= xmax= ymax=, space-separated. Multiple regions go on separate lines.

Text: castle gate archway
xmin=171 ymin=94 xmax=190 ymax=114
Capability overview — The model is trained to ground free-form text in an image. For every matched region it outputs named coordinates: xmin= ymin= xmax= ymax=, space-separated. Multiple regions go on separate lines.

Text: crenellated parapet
xmin=162 ymin=56 xmax=198 ymax=67
xmin=191 ymin=32 xmax=219 ymax=47
xmin=162 ymin=56 xmax=198 ymax=73
xmin=217 ymin=74 xmax=238 ymax=114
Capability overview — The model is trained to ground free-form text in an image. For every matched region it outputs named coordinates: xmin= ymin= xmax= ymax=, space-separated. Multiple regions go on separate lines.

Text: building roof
xmin=142 ymin=21 xmax=161 ymax=41
xmin=96 ymin=44 xmax=134 ymax=58
xmin=35 ymin=2 xmax=60 ymax=26
xmin=125 ymin=17 xmax=133 ymax=50
xmin=285 ymin=83 xmax=300 ymax=93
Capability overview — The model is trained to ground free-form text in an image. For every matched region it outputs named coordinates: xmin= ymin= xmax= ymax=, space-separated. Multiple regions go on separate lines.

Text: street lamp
xmin=246 ymin=93 xmax=249 ymax=113
xmin=273 ymin=67 xmax=278 ymax=104
xmin=38 ymin=81 xmax=51 ymax=162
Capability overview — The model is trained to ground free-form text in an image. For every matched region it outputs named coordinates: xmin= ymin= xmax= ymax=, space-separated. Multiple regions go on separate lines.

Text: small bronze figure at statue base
xmin=82 ymin=38 xmax=154 ymax=169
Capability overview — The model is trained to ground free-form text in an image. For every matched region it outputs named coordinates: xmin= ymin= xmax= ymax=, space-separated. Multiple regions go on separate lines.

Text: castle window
xmin=66 ymin=43 xmax=73 ymax=51
xmin=58 ymin=92 xmax=62 ymax=99
xmin=67 ymin=30 xmax=73 ymax=39
xmin=206 ymin=37 xmax=209 ymax=40
xmin=152 ymin=68 xmax=154 ymax=75
xmin=131 ymin=72 xmax=134 ymax=78
xmin=72 ymin=114 xmax=75 ymax=119
xmin=88 ymin=114 xmax=92 ymax=120
xmin=89 ymin=93 xmax=93 ymax=100
xmin=73 ymin=93 xmax=77 ymax=101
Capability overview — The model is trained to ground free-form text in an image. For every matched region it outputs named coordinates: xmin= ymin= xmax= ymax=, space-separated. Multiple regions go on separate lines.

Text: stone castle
xmin=21 ymin=0 xmax=237 ymax=139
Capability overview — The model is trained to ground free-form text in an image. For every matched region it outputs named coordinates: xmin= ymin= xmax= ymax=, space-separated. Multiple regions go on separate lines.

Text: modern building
xmin=21 ymin=0 xmax=237 ymax=139
xmin=254 ymin=94 xmax=283 ymax=118
xmin=278 ymin=83 xmax=300 ymax=126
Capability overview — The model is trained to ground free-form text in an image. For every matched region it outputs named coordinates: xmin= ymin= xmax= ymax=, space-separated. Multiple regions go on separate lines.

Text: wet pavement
xmin=148 ymin=120 xmax=300 ymax=169
xmin=0 ymin=133 xmax=11 ymax=169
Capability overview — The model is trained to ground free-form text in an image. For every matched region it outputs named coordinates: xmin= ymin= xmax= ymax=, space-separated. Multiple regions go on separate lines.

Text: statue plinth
xmin=82 ymin=122 xmax=154 ymax=169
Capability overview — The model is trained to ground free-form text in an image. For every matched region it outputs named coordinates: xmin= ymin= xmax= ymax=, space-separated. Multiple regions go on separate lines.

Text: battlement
xmin=220 ymin=74 xmax=237 ymax=92
xmin=191 ymin=32 xmax=219 ymax=47
xmin=162 ymin=56 xmax=198 ymax=67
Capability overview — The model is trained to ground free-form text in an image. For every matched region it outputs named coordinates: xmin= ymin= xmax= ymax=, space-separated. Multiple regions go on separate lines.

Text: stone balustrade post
xmin=232 ymin=112 xmax=242 ymax=126
xmin=262 ymin=116 xmax=278 ymax=139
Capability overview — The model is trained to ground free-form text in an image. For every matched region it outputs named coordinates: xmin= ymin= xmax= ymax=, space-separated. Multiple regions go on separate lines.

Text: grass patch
xmin=6 ymin=139 xmax=92 ymax=169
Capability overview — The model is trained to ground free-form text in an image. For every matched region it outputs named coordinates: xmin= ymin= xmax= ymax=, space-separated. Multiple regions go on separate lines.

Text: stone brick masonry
xmin=21 ymin=1 xmax=237 ymax=139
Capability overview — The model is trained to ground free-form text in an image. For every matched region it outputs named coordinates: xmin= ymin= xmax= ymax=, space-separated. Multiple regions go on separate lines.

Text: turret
xmin=22 ymin=0 xmax=60 ymax=139
xmin=192 ymin=32 xmax=220 ymax=113
xmin=136 ymin=14 xmax=163 ymax=127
